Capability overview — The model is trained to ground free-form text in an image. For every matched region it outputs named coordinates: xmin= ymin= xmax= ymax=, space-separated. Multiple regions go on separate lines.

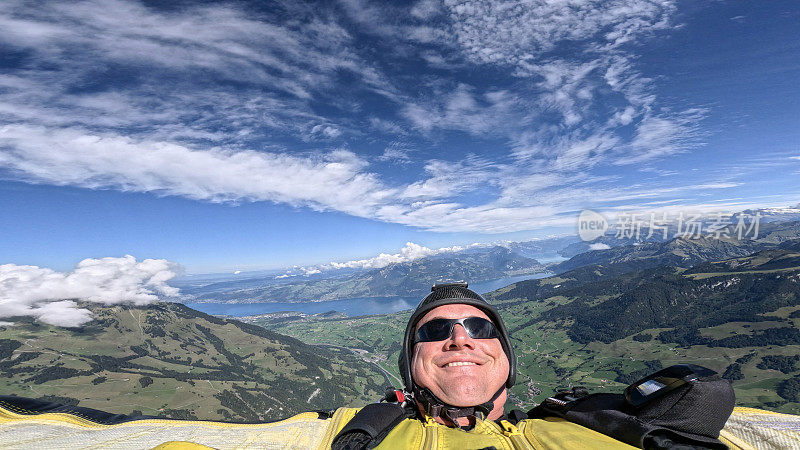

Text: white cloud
xmin=0 ymin=0 xmax=365 ymax=95
xmin=419 ymin=51 xmax=450 ymax=68
xmin=310 ymin=124 xmax=342 ymax=139
xmin=619 ymin=109 xmax=707 ymax=164
xmin=369 ymin=118 xmax=407 ymax=136
xmin=442 ymin=0 xmax=676 ymax=68
xmin=0 ymin=123 xmax=589 ymax=234
xmin=400 ymin=156 xmax=498 ymax=199
xmin=0 ymin=125 xmax=394 ymax=216
xmin=589 ymin=243 xmax=611 ymax=250
xmin=378 ymin=202 xmax=565 ymax=233
xmin=0 ymin=0 xmax=396 ymax=145
xmin=494 ymin=172 xmax=566 ymax=204
xmin=529 ymin=59 xmax=602 ymax=126
xmin=379 ymin=147 xmax=412 ymax=163
xmin=324 ymin=241 xmax=484 ymax=270
xmin=0 ymin=0 xmax=734 ymax=238
xmin=555 ymin=133 xmax=621 ymax=171
xmin=0 ymin=118 xmax=725 ymax=236
xmin=693 ymin=183 xmax=741 ymax=189
xmin=402 ymin=84 xmax=521 ymax=135
xmin=32 ymin=301 xmax=94 ymax=328
xmin=790 ymin=156 xmax=800 ymax=161
xmin=411 ymin=0 xmax=442 ymax=20
xmin=0 ymin=255 xmax=181 ymax=327
xmin=421 ymin=0 xmax=703 ymax=175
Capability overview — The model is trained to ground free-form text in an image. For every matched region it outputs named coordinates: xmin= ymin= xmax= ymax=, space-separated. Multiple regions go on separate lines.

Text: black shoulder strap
xmin=331 ymin=402 xmax=412 ymax=450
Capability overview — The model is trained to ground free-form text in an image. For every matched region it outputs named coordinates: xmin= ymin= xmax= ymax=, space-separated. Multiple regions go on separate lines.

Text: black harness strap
xmin=331 ymin=402 xmax=412 ymax=450
xmin=416 ymin=384 xmax=505 ymax=428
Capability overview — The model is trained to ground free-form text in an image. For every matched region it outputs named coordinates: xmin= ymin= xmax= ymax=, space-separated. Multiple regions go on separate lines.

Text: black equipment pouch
xmin=528 ymin=364 xmax=735 ymax=450
xmin=331 ymin=402 xmax=412 ymax=450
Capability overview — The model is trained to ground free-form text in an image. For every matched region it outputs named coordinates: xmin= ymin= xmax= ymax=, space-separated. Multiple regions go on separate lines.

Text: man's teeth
xmin=446 ymin=361 xmax=476 ymax=367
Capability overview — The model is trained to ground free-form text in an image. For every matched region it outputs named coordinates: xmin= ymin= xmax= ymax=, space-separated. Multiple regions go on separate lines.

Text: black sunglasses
xmin=415 ymin=317 xmax=499 ymax=343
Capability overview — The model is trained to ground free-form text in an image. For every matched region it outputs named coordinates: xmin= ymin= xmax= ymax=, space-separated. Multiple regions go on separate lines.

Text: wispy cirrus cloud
xmin=443 ymin=0 xmax=676 ymax=67
xmin=402 ymin=85 xmax=522 ymax=135
xmin=0 ymin=125 xmax=393 ymax=215
xmin=428 ymin=0 xmax=702 ymax=170
xmin=620 ymin=109 xmax=708 ymax=164
xmin=399 ymin=155 xmax=500 ymax=200
xmin=0 ymin=0 xmax=364 ymax=94
xmin=378 ymin=145 xmax=413 ymax=164
xmin=0 ymin=0 xmax=392 ymax=144
xmin=0 ymin=0 xmax=771 ymax=239
xmin=382 ymin=0 xmax=704 ymax=191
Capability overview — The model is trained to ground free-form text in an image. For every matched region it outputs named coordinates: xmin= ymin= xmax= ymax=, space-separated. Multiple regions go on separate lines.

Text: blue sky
xmin=1 ymin=0 xmax=798 ymax=273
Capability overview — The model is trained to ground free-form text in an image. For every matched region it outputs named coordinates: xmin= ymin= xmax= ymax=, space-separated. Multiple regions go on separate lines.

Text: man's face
xmin=410 ymin=304 xmax=510 ymax=407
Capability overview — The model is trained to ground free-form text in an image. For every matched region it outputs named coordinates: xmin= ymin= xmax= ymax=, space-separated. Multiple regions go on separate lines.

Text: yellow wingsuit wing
xmin=0 ymin=397 xmax=356 ymax=450
xmin=1 ymin=399 xmax=799 ymax=449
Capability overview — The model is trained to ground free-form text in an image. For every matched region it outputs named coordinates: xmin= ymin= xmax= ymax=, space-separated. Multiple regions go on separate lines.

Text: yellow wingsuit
xmin=1 ymin=401 xmax=800 ymax=450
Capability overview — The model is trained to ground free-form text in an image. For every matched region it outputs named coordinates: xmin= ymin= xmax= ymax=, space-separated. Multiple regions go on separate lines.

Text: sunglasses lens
xmin=415 ymin=317 xmax=499 ymax=342
xmin=416 ymin=318 xmax=453 ymax=342
xmin=464 ymin=317 xmax=499 ymax=339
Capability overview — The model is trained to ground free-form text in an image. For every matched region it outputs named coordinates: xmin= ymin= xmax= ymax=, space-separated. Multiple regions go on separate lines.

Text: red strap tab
xmin=395 ymin=390 xmax=405 ymax=403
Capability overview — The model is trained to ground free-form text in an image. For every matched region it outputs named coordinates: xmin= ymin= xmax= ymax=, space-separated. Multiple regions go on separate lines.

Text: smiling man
xmin=401 ymin=283 xmax=515 ymax=427
xmin=330 ymin=283 xmax=647 ymax=448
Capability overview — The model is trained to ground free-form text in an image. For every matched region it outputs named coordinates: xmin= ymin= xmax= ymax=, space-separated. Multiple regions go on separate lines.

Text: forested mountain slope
xmin=553 ymin=221 xmax=800 ymax=274
xmin=0 ymin=302 xmax=387 ymax=421
xmin=262 ymin=242 xmax=800 ymax=414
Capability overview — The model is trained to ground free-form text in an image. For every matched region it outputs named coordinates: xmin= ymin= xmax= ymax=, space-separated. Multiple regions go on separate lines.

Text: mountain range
xmin=187 ymin=245 xmax=545 ymax=303
xmin=553 ymin=220 xmax=800 ymax=274
xmin=5 ymin=214 xmax=800 ymax=420
xmin=254 ymin=232 xmax=800 ymax=415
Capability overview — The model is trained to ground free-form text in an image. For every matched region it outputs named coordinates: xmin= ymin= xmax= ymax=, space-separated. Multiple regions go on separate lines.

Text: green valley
xmin=255 ymin=241 xmax=800 ymax=415
xmin=3 ymin=232 xmax=799 ymax=422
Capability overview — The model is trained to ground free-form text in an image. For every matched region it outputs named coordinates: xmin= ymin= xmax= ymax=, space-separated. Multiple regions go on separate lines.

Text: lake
xmin=187 ymin=296 xmax=418 ymax=317
xmin=187 ymin=272 xmax=552 ymax=318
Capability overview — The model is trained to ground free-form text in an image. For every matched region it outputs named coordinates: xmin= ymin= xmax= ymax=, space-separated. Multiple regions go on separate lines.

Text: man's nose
xmin=446 ymin=324 xmax=475 ymax=349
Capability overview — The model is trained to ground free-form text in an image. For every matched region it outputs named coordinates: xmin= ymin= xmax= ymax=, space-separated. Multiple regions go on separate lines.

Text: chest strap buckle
xmin=498 ymin=419 xmax=522 ymax=436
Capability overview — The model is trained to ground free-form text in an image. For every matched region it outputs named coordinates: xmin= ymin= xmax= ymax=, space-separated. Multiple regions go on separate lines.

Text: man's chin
xmin=435 ymin=386 xmax=493 ymax=407
xmin=439 ymin=393 xmax=493 ymax=408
